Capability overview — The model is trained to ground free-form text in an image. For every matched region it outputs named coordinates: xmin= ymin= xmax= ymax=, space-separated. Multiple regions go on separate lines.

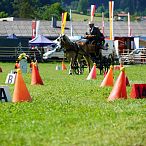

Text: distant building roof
xmin=0 ymin=20 xmax=146 ymax=37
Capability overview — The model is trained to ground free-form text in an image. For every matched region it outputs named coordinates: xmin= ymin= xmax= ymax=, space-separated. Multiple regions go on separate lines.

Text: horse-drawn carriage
xmin=56 ymin=34 xmax=115 ymax=75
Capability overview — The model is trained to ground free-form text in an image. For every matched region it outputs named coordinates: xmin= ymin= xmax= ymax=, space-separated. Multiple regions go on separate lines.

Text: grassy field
xmin=0 ymin=62 xmax=146 ymax=146
xmin=72 ymin=13 xmax=108 ymax=22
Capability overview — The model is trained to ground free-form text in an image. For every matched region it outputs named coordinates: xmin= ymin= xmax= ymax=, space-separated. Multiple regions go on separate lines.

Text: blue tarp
xmin=29 ymin=35 xmax=55 ymax=46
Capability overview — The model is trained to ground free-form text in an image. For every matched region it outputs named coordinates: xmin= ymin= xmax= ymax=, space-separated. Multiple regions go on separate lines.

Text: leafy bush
xmin=0 ymin=11 xmax=8 ymax=18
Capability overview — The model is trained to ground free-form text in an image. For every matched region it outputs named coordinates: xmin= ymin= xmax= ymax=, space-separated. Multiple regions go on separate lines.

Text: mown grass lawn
xmin=0 ymin=62 xmax=146 ymax=146
xmin=72 ymin=13 xmax=108 ymax=22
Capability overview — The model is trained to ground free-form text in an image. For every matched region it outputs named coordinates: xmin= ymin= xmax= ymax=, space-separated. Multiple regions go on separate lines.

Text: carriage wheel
xmin=73 ymin=61 xmax=79 ymax=74
xmin=79 ymin=61 xmax=84 ymax=74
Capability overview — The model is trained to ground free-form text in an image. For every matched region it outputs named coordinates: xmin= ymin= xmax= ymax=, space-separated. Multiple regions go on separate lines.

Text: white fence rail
xmin=120 ymin=48 xmax=146 ymax=64
xmin=0 ymin=47 xmax=41 ymax=61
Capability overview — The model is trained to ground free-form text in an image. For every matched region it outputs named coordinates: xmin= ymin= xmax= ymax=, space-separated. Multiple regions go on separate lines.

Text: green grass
xmin=72 ymin=13 xmax=108 ymax=22
xmin=0 ymin=62 xmax=146 ymax=146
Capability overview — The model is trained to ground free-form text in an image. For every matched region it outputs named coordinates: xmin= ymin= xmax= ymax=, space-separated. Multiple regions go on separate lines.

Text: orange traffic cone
xmin=100 ymin=66 xmax=114 ymax=87
xmin=126 ymin=75 xmax=130 ymax=86
xmin=15 ymin=61 xmax=20 ymax=69
xmin=108 ymin=67 xmax=127 ymax=101
xmin=120 ymin=63 xmax=123 ymax=68
xmin=114 ymin=63 xmax=123 ymax=71
xmin=86 ymin=63 xmax=96 ymax=80
xmin=114 ymin=65 xmax=120 ymax=70
xmin=62 ymin=61 xmax=67 ymax=70
xmin=31 ymin=63 xmax=44 ymax=85
xmin=12 ymin=69 xmax=32 ymax=102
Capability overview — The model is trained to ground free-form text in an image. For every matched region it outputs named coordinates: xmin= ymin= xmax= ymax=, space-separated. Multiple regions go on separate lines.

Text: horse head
xmin=56 ymin=34 xmax=73 ymax=50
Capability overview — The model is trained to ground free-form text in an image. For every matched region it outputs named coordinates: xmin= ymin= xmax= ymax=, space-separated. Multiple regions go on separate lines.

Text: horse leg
xmin=77 ymin=54 xmax=83 ymax=75
xmin=69 ymin=63 xmax=73 ymax=75
xmin=99 ymin=60 xmax=103 ymax=75
xmin=99 ymin=52 xmax=103 ymax=75
xmin=68 ymin=52 xmax=77 ymax=75
xmin=85 ymin=55 xmax=93 ymax=73
xmin=66 ymin=53 xmax=73 ymax=75
xmin=79 ymin=62 xmax=84 ymax=75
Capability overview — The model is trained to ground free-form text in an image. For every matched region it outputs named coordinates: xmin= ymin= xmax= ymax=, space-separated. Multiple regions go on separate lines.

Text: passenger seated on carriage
xmin=85 ymin=21 xmax=105 ymax=48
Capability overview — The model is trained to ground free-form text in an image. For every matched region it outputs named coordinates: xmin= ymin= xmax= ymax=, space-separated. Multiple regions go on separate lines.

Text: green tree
xmin=0 ymin=0 xmax=146 ymax=19
xmin=0 ymin=11 xmax=8 ymax=18
xmin=97 ymin=4 xmax=105 ymax=13
xmin=70 ymin=1 xmax=78 ymax=10
xmin=42 ymin=3 xmax=64 ymax=20
xmin=77 ymin=0 xmax=88 ymax=14
xmin=13 ymin=0 xmax=34 ymax=18
xmin=142 ymin=8 xmax=146 ymax=15
xmin=104 ymin=9 xmax=109 ymax=18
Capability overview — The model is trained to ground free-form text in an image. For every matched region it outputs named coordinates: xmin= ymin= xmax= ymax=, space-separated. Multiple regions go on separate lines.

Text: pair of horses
xmin=56 ymin=34 xmax=113 ymax=75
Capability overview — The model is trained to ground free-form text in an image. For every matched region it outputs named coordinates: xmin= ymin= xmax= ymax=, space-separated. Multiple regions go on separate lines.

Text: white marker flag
xmin=91 ymin=5 xmax=96 ymax=22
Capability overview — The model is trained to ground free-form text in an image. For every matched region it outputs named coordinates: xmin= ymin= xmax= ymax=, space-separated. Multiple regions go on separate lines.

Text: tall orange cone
xmin=31 ymin=63 xmax=44 ymax=85
xmin=108 ymin=67 xmax=127 ymax=101
xmin=62 ymin=61 xmax=67 ymax=70
xmin=12 ymin=69 xmax=32 ymax=102
xmin=114 ymin=65 xmax=120 ymax=70
xmin=100 ymin=66 xmax=114 ymax=87
xmin=15 ymin=61 xmax=20 ymax=69
xmin=86 ymin=63 xmax=96 ymax=80
xmin=114 ymin=63 xmax=123 ymax=71
xmin=120 ymin=63 xmax=123 ymax=68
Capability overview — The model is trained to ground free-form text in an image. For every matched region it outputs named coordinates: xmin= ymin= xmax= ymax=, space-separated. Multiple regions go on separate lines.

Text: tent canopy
xmin=29 ymin=35 xmax=55 ymax=47
xmin=7 ymin=34 xmax=18 ymax=39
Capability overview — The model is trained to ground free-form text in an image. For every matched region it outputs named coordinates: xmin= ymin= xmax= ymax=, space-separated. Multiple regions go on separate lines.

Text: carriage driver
xmin=85 ymin=21 xmax=105 ymax=47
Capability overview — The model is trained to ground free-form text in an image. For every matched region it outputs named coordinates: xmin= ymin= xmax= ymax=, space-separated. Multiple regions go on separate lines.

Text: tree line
xmin=0 ymin=0 xmax=146 ymax=19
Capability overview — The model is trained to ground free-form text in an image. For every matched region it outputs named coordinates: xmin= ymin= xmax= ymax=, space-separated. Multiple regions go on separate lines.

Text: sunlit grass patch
xmin=0 ymin=62 xmax=146 ymax=146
